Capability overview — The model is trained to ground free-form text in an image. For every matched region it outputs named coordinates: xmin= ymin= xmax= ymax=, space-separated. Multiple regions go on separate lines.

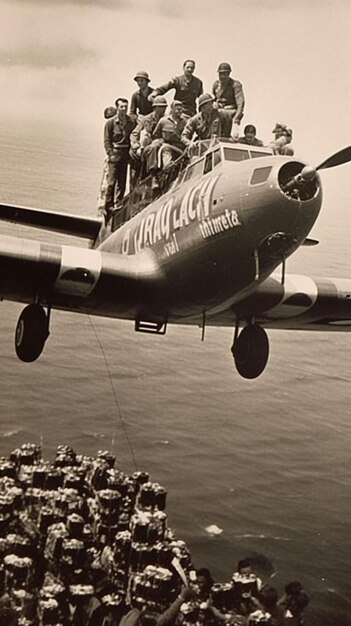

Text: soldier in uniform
xmin=149 ymin=59 xmax=203 ymax=117
xmin=151 ymin=100 xmax=187 ymax=170
xmin=130 ymin=70 xmax=154 ymax=121
xmin=237 ymin=124 xmax=264 ymax=146
xmin=181 ymin=93 xmax=234 ymax=147
xmin=103 ymin=97 xmax=136 ymax=215
xmin=212 ymin=62 xmax=245 ymax=139
xmin=269 ymin=123 xmax=294 ymax=155
xmin=130 ymin=96 xmax=168 ymax=183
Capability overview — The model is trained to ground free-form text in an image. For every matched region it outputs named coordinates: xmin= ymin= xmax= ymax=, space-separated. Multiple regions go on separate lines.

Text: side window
xmin=204 ymin=153 xmax=212 ymax=174
xmin=250 ymin=166 xmax=272 ymax=185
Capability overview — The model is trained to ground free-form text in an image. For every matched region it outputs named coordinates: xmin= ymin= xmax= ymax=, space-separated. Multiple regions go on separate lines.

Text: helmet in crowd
xmin=218 ymin=62 xmax=232 ymax=72
xmin=198 ymin=93 xmax=214 ymax=109
xmin=134 ymin=70 xmax=150 ymax=82
xmin=104 ymin=106 xmax=117 ymax=119
xmin=152 ymin=96 xmax=168 ymax=107
xmin=161 ymin=121 xmax=175 ymax=134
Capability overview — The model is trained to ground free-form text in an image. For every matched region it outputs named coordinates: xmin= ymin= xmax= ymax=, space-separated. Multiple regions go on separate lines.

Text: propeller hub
xmin=300 ymin=165 xmax=316 ymax=181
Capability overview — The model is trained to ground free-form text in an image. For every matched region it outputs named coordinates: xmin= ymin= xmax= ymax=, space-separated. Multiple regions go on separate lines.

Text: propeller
xmin=315 ymin=145 xmax=351 ymax=171
xmin=284 ymin=145 xmax=351 ymax=196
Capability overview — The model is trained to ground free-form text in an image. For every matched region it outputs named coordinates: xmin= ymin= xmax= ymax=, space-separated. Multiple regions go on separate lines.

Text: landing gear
xmin=231 ymin=323 xmax=269 ymax=379
xmin=15 ymin=304 xmax=50 ymax=362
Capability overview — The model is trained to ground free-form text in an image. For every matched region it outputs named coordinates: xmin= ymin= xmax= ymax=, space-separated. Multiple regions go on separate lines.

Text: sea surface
xmin=0 ymin=120 xmax=350 ymax=625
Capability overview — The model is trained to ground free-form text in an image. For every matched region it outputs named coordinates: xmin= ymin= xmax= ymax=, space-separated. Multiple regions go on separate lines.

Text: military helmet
xmin=218 ymin=62 xmax=232 ymax=72
xmin=134 ymin=70 xmax=150 ymax=82
xmin=152 ymin=95 xmax=168 ymax=107
xmin=198 ymin=93 xmax=214 ymax=109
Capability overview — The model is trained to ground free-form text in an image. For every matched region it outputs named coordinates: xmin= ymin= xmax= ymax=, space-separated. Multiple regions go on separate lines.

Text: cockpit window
xmin=250 ymin=150 xmax=271 ymax=158
xmin=250 ymin=166 xmax=272 ymax=185
xmin=184 ymin=158 xmax=205 ymax=181
xmin=203 ymin=148 xmax=222 ymax=174
xmin=223 ymin=147 xmax=250 ymax=162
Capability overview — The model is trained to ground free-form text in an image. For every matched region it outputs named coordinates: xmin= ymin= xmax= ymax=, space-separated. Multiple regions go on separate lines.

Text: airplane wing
xmin=0 ymin=202 xmax=102 ymax=240
xmin=205 ymin=273 xmax=351 ymax=331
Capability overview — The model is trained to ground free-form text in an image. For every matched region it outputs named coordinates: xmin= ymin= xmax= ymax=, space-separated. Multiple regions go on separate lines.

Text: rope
xmin=88 ymin=316 xmax=138 ymax=470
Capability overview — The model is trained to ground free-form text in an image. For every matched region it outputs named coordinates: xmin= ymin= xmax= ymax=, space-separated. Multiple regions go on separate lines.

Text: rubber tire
xmin=15 ymin=304 xmax=48 ymax=362
xmin=233 ymin=324 xmax=269 ymax=379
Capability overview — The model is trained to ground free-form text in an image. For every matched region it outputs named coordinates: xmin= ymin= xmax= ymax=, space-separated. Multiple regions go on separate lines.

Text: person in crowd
xmin=148 ymin=100 xmax=187 ymax=172
xmin=181 ymin=93 xmax=234 ymax=147
xmin=97 ymin=106 xmax=118 ymax=217
xmin=237 ymin=124 xmax=264 ymax=146
xmin=278 ymin=581 xmax=310 ymax=625
xmin=212 ymin=62 xmax=245 ymax=140
xmin=195 ymin=568 xmax=215 ymax=601
xmin=119 ymin=585 xmax=197 ymax=626
xmin=231 ymin=559 xmax=262 ymax=615
xmin=130 ymin=71 xmax=154 ymax=121
xmin=130 ymin=95 xmax=168 ymax=183
xmin=254 ymin=586 xmax=285 ymax=626
xmin=269 ymin=123 xmax=294 ymax=155
xmin=103 ymin=97 xmax=136 ymax=216
xmin=149 ymin=59 xmax=203 ymax=117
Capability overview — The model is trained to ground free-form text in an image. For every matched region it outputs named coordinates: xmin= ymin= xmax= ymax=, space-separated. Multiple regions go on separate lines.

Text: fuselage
xmin=94 ymin=140 xmax=322 ymax=321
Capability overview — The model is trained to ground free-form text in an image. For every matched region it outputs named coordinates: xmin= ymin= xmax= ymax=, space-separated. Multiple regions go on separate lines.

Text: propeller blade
xmin=316 ymin=146 xmax=351 ymax=171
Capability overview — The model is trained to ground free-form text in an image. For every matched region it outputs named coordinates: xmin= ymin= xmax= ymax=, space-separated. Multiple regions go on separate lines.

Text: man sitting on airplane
xmin=237 ymin=124 xmax=264 ymax=146
xmin=269 ymin=123 xmax=294 ymax=155
xmin=147 ymin=100 xmax=187 ymax=172
xmin=181 ymin=93 xmax=234 ymax=147
xmin=130 ymin=95 xmax=168 ymax=185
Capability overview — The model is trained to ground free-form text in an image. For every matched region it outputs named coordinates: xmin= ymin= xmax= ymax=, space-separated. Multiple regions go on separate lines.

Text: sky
xmin=0 ymin=0 xmax=350 ymax=163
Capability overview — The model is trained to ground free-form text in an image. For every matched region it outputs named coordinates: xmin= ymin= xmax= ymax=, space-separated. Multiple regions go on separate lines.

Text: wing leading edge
xmin=205 ymin=273 xmax=351 ymax=331
xmin=0 ymin=202 xmax=102 ymax=240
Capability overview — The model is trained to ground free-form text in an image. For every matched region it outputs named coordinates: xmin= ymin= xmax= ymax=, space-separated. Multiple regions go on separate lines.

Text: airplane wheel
xmin=15 ymin=304 xmax=49 ymax=362
xmin=232 ymin=324 xmax=269 ymax=379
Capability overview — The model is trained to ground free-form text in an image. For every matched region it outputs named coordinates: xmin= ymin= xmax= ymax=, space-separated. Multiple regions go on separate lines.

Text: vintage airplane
xmin=0 ymin=138 xmax=350 ymax=378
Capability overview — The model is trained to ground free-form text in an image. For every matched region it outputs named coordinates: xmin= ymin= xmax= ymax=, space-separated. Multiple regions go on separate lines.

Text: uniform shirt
xmin=237 ymin=136 xmax=264 ymax=146
xmin=154 ymin=74 xmax=203 ymax=116
xmin=212 ymin=77 xmax=245 ymax=123
xmin=130 ymin=111 xmax=165 ymax=151
xmin=104 ymin=114 xmax=136 ymax=158
xmin=153 ymin=115 xmax=187 ymax=150
xmin=181 ymin=109 xmax=233 ymax=146
xmin=130 ymin=86 xmax=154 ymax=117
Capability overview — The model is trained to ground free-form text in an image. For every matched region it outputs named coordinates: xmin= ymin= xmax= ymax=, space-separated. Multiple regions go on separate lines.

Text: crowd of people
xmin=97 ymin=60 xmax=294 ymax=219
xmin=0 ymin=443 xmax=309 ymax=626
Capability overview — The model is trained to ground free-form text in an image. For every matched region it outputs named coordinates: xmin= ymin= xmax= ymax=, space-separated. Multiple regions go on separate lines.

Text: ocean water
xmin=0 ymin=120 xmax=350 ymax=625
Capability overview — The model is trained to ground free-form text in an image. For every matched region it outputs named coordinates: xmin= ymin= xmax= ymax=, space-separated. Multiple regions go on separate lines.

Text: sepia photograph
xmin=0 ymin=1 xmax=350 ymax=624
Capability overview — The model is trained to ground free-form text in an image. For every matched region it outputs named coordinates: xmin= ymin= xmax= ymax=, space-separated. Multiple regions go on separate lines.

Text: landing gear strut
xmin=231 ymin=323 xmax=269 ymax=379
xmin=15 ymin=304 xmax=50 ymax=362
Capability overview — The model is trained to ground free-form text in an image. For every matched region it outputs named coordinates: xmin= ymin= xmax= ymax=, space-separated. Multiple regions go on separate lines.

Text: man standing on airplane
xmin=104 ymin=97 xmax=136 ymax=216
xmin=148 ymin=59 xmax=203 ymax=117
xmin=130 ymin=70 xmax=154 ymax=121
xmin=212 ymin=62 xmax=245 ymax=139
xmin=181 ymin=93 xmax=234 ymax=147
